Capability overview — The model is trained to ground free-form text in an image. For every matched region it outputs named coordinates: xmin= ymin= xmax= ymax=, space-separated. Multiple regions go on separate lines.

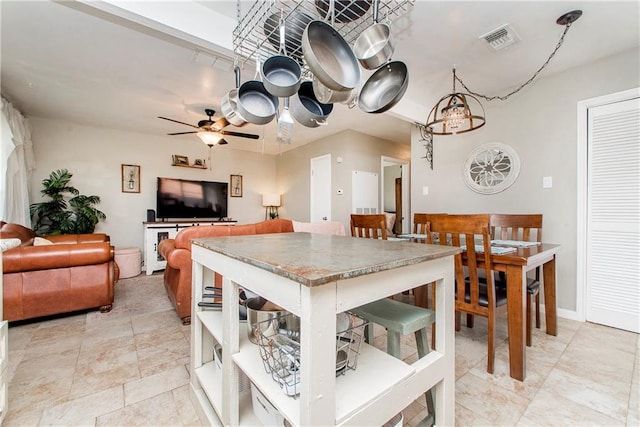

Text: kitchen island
xmin=189 ymin=232 xmax=458 ymax=426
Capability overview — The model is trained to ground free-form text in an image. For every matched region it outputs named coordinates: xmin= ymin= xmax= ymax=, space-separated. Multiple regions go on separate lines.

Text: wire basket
xmin=256 ymin=312 xmax=368 ymax=397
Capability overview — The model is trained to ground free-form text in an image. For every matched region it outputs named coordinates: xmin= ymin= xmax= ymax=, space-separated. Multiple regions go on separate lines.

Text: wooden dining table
xmin=479 ymin=243 xmax=560 ymax=381
xmin=402 ymin=234 xmax=561 ymax=381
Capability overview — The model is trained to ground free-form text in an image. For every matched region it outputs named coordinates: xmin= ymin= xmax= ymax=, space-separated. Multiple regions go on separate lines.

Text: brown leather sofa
xmin=1 ymin=221 xmax=118 ymax=322
xmin=158 ymin=219 xmax=294 ymax=324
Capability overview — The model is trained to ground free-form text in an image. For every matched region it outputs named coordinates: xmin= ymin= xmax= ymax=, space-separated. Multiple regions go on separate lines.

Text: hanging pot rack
xmin=232 ymin=0 xmax=414 ymax=70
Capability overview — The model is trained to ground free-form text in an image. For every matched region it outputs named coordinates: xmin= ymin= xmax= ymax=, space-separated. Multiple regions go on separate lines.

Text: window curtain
xmin=1 ymin=97 xmax=36 ymax=226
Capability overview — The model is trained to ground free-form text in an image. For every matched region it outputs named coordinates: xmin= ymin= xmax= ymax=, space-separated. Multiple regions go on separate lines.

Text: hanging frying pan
xmin=358 ymin=61 xmax=408 ymax=114
xmin=302 ymin=20 xmax=361 ymax=92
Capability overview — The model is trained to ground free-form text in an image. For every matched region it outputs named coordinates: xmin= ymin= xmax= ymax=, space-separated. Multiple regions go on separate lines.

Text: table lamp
xmin=262 ymin=194 xmax=281 ymax=220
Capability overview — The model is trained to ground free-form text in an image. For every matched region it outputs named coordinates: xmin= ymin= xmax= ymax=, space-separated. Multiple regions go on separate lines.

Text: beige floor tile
xmin=40 ymin=384 xmax=124 ymax=425
xmin=172 ymin=384 xmax=202 ymax=426
xmin=518 ymin=388 xmax=621 ymax=426
xmin=97 ymin=389 xmax=184 ymax=426
xmin=455 ymin=401 xmax=493 ymax=426
xmin=5 ymin=273 xmax=638 ymax=426
xmin=123 ymin=365 xmax=189 ymax=406
xmin=2 ymin=405 xmax=45 ymax=426
xmin=542 ymin=368 xmax=629 ymax=422
xmin=76 ymin=336 xmax=138 ymax=376
xmin=455 ymin=371 xmax=531 ymax=425
xmin=69 ymin=361 xmax=140 ymax=400
xmin=131 ymin=310 xmax=184 ymax=335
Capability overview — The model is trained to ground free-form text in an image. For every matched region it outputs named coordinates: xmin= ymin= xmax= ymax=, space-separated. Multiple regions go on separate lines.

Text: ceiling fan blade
xmin=158 ymin=116 xmax=198 ymax=129
xmin=221 ymin=130 xmax=260 ymax=139
xmin=167 ymin=131 xmax=197 ymax=135
xmin=218 ymin=139 xmax=228 ymax=145
xmin=212 ymin=117 xmax=229 ymax=131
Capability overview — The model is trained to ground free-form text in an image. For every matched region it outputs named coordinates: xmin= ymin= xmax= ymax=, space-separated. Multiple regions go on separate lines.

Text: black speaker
xmin=146 ymin=209 xmax=156 ymax=222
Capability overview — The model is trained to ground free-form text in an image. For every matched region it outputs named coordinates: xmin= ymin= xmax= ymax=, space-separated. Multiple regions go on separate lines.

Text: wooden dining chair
xmin=350 ymin=214 xmax=388 ymax=240
xmin=349 ymin=213 xmax=436 ymax=425
xmin=428 ymin=213 xmax=507 ymax=374
xmin=412 ymin=213 xmax=448 ymax=349
xmin=490 ymin=213 xmax=543 ymax=347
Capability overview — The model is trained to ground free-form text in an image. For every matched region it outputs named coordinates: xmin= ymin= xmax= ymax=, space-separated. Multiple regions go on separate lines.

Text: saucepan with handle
xmin=353 ymin=0 xmax=394 ymax=70
xmin=261 ymin=17 xmax=302 ymax=98
xmin=236 ymin=59 xmax=280 ymax=125
xmin=221 ymin=66 xmax=249 ymax=128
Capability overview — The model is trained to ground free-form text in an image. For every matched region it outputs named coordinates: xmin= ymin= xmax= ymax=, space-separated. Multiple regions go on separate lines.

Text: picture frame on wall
xmin=230 ymin=175 xmax=243 ymax=197
xmin=172 ymin=155 xmax=189 ymax=166
xmin=122 ymin=164 xmax=141 ymax=193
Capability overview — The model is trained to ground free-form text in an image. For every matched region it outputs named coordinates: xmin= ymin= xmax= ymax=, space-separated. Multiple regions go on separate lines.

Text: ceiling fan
xmin=158 ymin=108 xmax=259 ymax=146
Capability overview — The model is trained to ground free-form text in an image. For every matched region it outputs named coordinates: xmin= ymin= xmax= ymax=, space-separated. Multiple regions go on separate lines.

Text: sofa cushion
xmin=0 ymin=238 xmax=22 ymax=251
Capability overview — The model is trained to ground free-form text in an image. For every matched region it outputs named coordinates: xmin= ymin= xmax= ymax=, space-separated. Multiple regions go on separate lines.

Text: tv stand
xmin=142 ymin=220 xmax=237 ymax=275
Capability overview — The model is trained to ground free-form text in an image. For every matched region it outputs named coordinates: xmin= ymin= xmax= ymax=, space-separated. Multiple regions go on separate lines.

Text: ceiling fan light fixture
xmin=197 ymin=131 xmax=224 ymax=145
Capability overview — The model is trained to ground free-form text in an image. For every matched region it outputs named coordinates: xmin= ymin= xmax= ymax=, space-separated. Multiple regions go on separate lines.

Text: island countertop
xmin=192 ymin=232 xmax=460 ymax=287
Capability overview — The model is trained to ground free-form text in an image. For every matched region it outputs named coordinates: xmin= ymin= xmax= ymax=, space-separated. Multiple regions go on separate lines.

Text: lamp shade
xmin=262 ymin=194 xmax=281 ymax=207
xmin=197 ymin=131 xmax=223 ymax=145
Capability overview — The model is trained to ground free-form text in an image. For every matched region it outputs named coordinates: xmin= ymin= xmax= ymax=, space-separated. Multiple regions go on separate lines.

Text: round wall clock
xmin=462 ymin=142 xmax=521 ymax=194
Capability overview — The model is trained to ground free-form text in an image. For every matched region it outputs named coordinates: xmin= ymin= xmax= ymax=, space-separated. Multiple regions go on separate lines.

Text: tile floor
xmin=4 ymin=273 xmax=639 ymax=426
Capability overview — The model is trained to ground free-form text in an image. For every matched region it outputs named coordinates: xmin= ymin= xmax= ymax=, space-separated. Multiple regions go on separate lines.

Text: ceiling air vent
xmin=479 ymin=24 xmax=520 ymax=51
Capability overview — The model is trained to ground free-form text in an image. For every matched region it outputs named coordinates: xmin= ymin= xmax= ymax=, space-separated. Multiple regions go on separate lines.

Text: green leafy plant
xmin=30 ymin=169 xmax=106 ymax=235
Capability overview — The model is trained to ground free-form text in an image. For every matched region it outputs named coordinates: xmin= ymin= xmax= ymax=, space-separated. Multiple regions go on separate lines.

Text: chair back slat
xmin=490 ymin=213 xmax=543 ymax=280
xmin=350 ymin=214 xmax=388 ymax=240
xmin=413 ymin=213 xmax=447 ymax=244
xmin=490 ymin=214 xmax=542 ymax=243
xmin=427 ymin=214 xmax=493 ymax=317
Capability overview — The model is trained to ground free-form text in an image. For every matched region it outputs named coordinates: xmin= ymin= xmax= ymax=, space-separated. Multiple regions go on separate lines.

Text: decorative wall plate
xmin=462 ymin=142 xmax=521 ymax=194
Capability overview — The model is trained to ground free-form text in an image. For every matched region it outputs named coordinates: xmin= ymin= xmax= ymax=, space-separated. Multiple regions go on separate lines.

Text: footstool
xmin=114 ymin=247 xmax=141 ymax=279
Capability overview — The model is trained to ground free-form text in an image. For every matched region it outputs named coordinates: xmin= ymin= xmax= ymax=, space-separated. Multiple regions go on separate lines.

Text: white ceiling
xmin=1 ymin=1 xmax=638 ymax=155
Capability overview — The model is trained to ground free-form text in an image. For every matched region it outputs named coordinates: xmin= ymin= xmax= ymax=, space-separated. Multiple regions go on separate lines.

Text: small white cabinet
xmin=142 ymin=221 xmax=236 ymax=275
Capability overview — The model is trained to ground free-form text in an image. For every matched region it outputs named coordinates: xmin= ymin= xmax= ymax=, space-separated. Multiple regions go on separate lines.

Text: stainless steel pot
xmin=358 ymin=61 xmax=409 ymax=114
xmin=353 ymin=0 xmax=394 ymax=70
xmin=262 ymin=55 xmax=302 ymax=97
xmin=236 ymin=64 xmax=280 ymax=125
xmin=262 ymin=20 xmax=303 ymax=98
xmin=302 ymin=20 xmax=361 ymax=92
xmin=221 ymin=67 xmax=249 ymax=127
xmin=312 ymin=74 xmax=356 ymax=105
xmin=290 ymin=81 xmax=333 ymax=128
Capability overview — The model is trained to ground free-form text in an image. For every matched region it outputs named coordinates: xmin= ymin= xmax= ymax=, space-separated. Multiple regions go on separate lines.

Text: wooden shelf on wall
xmin=172 ymin=163 xmax=207 ymax=169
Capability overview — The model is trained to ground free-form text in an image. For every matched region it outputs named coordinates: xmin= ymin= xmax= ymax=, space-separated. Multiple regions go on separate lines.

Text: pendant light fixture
xmin=425 ymin=9 xmax=583 ymax=136
xmin=425 ymin=68 xmax=485 ymax=135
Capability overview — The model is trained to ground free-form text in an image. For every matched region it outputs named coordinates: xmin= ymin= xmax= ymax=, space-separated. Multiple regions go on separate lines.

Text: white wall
xmin=29 ymin=117 xmax=277 ymax=250
xmin=276 ymin=129 xmax=410 ymax=230
xmin=410 ymin=48 xmax=640 ymax=313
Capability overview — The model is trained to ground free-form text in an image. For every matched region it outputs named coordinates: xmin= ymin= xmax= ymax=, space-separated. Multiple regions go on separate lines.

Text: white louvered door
xmin=586 ymin=96 xmax=640 ymax=333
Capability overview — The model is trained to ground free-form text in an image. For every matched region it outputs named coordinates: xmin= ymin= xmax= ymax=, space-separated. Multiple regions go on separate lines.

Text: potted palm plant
xmin=30 ymin=169 xmax=106 ymax=235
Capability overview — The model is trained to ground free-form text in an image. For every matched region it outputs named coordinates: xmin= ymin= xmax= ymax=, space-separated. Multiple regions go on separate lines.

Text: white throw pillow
xmin=33 ymin=237 xmax=54 ymax=246
xmin=384 ymin=213 xmax=396 ymax=235
xmin=0 ymin=238 xmax=22 ymax=251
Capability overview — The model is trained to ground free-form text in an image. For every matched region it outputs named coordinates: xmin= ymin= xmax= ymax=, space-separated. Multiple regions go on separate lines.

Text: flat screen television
xmin=156 ymin=177 xmax=228 ymax=220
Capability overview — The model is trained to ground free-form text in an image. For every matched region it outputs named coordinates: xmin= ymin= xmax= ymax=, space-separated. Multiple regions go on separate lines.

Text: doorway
xmin=381 ymin=156 xmax=409 ymax=234
xmin=577 ymin=88 xmax=640 ymax=333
